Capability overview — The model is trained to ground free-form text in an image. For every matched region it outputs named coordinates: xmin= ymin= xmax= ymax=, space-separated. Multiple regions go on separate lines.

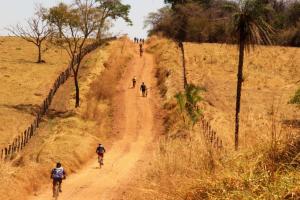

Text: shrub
xmin=289 ymin=88 xmax=300 ymax=105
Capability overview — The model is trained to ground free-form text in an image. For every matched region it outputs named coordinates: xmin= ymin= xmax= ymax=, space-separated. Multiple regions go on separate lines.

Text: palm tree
xmin=226 ymin=0 xmax=274 ymax=150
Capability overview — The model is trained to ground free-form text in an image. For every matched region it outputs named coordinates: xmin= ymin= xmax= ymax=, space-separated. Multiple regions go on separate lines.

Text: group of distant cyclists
xmin=133 ymin=37 xmax=145 ymax=44
xmin=134 ymin=37 xmax=145 ymax=57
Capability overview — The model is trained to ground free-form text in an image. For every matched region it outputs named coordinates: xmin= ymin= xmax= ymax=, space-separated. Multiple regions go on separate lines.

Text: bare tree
xmin=6 ymin=11 xmax=52 ymax=63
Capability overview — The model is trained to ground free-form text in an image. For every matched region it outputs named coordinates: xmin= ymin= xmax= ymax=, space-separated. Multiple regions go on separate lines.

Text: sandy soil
xmin=30 ymin=48 xmax=158 ymax=200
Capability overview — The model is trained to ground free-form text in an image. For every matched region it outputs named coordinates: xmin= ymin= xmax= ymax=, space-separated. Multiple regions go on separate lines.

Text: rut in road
xmin=30 ymin=47 xmax=158 ymax=200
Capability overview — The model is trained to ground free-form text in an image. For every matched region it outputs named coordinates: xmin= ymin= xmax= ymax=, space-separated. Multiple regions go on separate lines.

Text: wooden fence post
xmin=14 ymin=137 xmax=18 ymax=152
xmin=43 ymin=100 xmax=46 ymax=114
xmin=27 ymin=128 xmax=30 ymax=141
xmin=30 ymin=125 xmax=34 ymax=137
xmin=8 ymin=145 xmax=12 ymax=158
xmin=13 ymin=139 xmax=17 ymax=153
xmin=5 ymin=148 xmax=8 ymax=159
xmin=17 ymin=136 xmax=20 ymax=152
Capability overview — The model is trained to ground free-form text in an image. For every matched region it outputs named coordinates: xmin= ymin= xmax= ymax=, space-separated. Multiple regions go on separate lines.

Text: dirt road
xmin=30 ymin=48 xmax=157 ymax=200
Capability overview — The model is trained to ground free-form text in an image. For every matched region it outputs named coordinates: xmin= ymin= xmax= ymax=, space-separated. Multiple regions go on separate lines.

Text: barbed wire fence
xmin=199 ymin=116 xmax=224 ymax=151
xmin=0 ymin=37 xmax=116 ymax=162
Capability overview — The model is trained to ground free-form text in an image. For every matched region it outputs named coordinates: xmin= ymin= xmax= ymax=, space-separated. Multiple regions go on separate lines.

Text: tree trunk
xmin=96 ymin=27 xmax=101 ymax=40
xmin=179 ymin=42 xmax=188 ymax=89
xmin=74 ymin=72 xmax=80 ymax=108
xmin=58 ymin=26 xmax=63 ymax=39
xmin=37 ymin=44 xmax=42 ymax=63
xmin=96 ymin=19 xmax=105 ymax=40
xmin=234 ymin=32 xmax=245 ymax=151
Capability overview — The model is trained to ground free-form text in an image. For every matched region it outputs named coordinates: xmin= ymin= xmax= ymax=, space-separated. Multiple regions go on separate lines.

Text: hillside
xmin=148 ymin=36 xmax=299 ymax=148
xmin=120 ymin=36 xmax=300 ymax=199
xmin=0 ymin=37 xmax=69 ymax=147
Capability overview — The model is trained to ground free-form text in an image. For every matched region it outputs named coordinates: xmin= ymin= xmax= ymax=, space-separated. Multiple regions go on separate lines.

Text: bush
xmin=290 ymin=88 xmax=300 ymax=105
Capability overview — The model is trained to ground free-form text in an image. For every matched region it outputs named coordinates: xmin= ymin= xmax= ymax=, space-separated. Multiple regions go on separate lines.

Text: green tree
xmin=175 ymin=84 xmax=204 ymax=126
xmin=289 ymin=88 xmax=300 ymax=106
xmin=225 ymin=0 xmax=274 ymax=150
xmin=43 ymin=3 xmax=69 ymax=38
xmin=95 ymin=0 xmax=132 ymax=39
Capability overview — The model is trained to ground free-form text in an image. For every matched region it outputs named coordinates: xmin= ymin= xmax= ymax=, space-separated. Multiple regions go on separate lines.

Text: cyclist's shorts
xmin=98 ymin=153 xmax=104 ymax=158
xmin=53 ymin=178 xmax=62 ymax=185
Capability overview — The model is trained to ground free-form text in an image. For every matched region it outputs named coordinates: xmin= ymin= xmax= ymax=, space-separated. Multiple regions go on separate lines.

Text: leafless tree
xmin=6 ymin=11 xmax=52 ymax=63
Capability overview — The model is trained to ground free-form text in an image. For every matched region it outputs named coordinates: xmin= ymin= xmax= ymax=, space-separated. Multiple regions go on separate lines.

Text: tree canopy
xmin=147 ymin=0 xmax=300 ymax=46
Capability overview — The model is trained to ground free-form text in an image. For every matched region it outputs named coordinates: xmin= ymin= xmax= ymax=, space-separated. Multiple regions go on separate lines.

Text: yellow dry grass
xmin=0 ymin=37 xmax=134 ymax=200
xmin=122 ymin=36 xmax=300 ymax=199
xmin=0 ymin=36 xmax=69 ymax=147
xmin=147 ymin=36 xmax=300 ymax=148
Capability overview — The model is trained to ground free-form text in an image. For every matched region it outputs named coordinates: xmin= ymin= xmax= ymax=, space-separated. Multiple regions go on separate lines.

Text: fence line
xmin=0 ymin=37 xmax=116 ymax=162
xmin=199 ymin=116 xmax=224 ymax=151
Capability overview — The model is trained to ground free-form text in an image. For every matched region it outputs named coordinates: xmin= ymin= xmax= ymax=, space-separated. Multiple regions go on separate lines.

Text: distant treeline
xmin=146 ymin=0 xmax=300 ymax=47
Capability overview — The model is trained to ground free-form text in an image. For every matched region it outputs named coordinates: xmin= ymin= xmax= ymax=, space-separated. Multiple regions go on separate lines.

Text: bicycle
xmin=98 ymin=155 xmax=104 ymax=168
xmin=142 ymin=89 xmax=148 ymax=97
xmin=53 ymin=181 xmax=60 ymax=200
xmin=140 ymin=49 xmax=143 ymax=57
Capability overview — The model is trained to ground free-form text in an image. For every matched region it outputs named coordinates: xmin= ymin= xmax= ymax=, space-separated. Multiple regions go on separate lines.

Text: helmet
xmin=56 ymin=162 xmax=62 ymax=168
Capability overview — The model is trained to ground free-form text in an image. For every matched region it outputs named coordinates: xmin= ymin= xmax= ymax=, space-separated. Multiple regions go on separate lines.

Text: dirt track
xmin=30 ymin=47 xmax=157 ymax=200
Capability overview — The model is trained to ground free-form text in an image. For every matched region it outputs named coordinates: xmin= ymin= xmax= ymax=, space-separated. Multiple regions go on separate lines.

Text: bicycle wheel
xmin=54 ymin=182 xmax=60 ymax=200
xmin=98 ymin=156 xmax=103 ymax=168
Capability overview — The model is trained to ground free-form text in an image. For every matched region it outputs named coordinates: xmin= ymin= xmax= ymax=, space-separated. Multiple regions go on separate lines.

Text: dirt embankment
xmin=0 ymin=37 xmax=134 ymax=200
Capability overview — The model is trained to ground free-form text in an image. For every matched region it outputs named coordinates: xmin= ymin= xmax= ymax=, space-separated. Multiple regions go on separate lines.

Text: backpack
xmin=52 ymin=167 xmax=64 ymax=179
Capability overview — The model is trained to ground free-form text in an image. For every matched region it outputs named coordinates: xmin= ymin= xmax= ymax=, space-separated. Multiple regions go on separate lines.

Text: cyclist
xmin=51 ymin=162 xmax=66 ymax=196
xmin=140 ymin=82 xmax=147 ymax=97
xmin=96 ymin=144 xmax=106 ymax=166
xmin=139 ymin=43 xmax=143 ymax=57
xmin=132 ymin=76 xmax=137 ymax=88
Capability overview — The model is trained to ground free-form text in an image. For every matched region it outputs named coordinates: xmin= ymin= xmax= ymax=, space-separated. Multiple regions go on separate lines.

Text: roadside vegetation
xmin=146 ymin=0 xmax=300 ymax=47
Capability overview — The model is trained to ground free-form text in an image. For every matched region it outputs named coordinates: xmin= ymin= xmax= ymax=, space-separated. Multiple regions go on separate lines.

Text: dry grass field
xmin=121 ymin=36 xmax=300 ymax=199
xmin=0 ymin=36 xmax=69 ymax=147
xmin=0 ymin=37 xmax=134 ymax=200
xmin=148 ymin=36 xmax=300 ymax=148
